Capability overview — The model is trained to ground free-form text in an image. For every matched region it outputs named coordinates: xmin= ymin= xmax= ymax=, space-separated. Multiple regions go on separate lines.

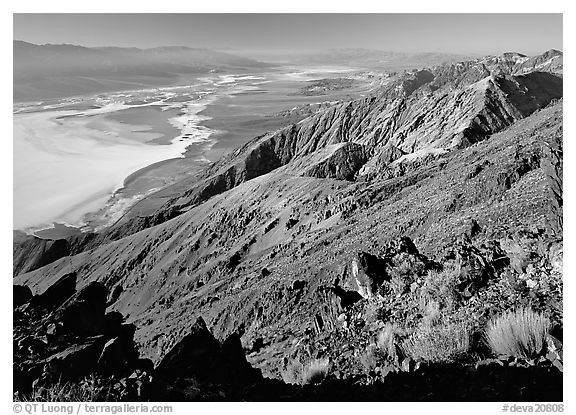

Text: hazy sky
xmin=14 ymin=14 xmax=562 ymax=56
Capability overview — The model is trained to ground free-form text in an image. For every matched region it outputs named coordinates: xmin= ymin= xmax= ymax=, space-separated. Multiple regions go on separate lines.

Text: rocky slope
xmin=14 ymin=276 xmax=561 ymax=401
xmin=13 ymin=51 xmax=563 ymax=275
xmin=15 ymin=101 xmax=563 ymax=371
xmin=14 ymin=51 xmax=563 ymax=400
xmin=109 ymin=50 xmax=564 ymax=225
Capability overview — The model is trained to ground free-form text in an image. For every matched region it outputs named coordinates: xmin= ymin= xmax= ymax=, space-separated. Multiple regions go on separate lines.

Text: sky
xmin=13 ymin=13 xmax=563 ymax=56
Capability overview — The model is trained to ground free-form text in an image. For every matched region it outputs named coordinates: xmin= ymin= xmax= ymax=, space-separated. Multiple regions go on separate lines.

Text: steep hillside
xmin=13 ymin=51 xmax=563 ymax=278
xmin=15 ymin=100 xmax=563 ymax=375
xmin=120 ymin=51 xmax=562 ymax=221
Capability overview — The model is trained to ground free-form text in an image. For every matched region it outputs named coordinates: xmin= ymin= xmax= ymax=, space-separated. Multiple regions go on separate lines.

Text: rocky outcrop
xmin=13 ymin=278 xmax=152 ymax=399
xmin=13 ymin=234 xmax=70 ymax=276
xmin=451 ymin=235 xmax=502 ymax=298
xmin=153 ymin=317 xmax=262 ymax=400
xmin=349 ymin=237 xmax=440 ymax=298
xmin=49 ymin=282 xmax=109 ymax=336
xmin=351 ymin=252 xmax=390 ymax=299
xmin=293 ymin=142 xmax=368 ymax=180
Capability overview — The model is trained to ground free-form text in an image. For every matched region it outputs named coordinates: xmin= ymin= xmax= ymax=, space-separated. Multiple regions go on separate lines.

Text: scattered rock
xmin=453 ymin=235 xmax=493 ymax=297
xmin=13 ymin=276 xmax=151 ymax=396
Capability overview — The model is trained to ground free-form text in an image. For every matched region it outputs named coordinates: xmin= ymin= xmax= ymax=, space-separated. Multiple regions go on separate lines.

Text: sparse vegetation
xmin=14 ymin=375 xmax=112 ymax=402
xmin=359 ymin=345 xmax=381 ymax=373
xmin=401 ymin=320 xmax=470 ymax=363
xmin=302 ymin=358 xmax=330 ymax=384
xmin=419 ymin=265 xmax=459 ymax=313
xmin=376 ymin=323 xmax=398 ymax=359
xmin=282 ymin=358 xmax=330 ymax=385
xmin=360 ymin=323 xmax=405 ymax=374
xmin=485 ymin=308 xmax=550 ymax=359
xmin=388 ymin=253 xmax=425 ymax=295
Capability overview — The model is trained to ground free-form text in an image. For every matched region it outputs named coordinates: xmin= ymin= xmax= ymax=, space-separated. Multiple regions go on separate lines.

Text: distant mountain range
xmin=16 ymin=41 xmax=560 ymax=102
xmin=288 ymin=48 xmax=476 ymax=70
xmin=13 ymin=41 xmax=270 ymax=101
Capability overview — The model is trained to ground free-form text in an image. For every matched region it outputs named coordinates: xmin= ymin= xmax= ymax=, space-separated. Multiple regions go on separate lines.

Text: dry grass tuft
xmin=282 ymin=358 xmax=330 ymax=385
xmin=485 ymin=308 xmax=550 ymax=359
xmin=14 ymin=376 xmax=109 ymax=402
xmin=301 ymin=358 xmax=330 ymax=384
xmin=376 ymin=323 xmax=398 ymax=358
xmin=419 ymin=266 xmax=459 ymax=313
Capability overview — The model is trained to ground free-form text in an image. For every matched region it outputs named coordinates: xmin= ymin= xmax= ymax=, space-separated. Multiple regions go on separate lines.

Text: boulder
xmin=29 ymin=272 xmax=77 ymax=311
xmin=351 ymin=252 xmax=389 ymax=298
xmin=154 ymin=317 xmax=222 ymax=382
xmin=43 ymin=338 xmax=106 ymax=382
xmin=465 ymin=218 xmax=481 ymax=238
xmin=97 ymin=336 xmax=139 ymax=375
xmin=453 ymin=235 xmax=493 ymax=298
xmin=351 ymin=237 xmax=439 ymax=298
xmin=51 ymin=282 xmax=108 ymax=336
xmin=13 ymin=285 xmax=32 ymax=308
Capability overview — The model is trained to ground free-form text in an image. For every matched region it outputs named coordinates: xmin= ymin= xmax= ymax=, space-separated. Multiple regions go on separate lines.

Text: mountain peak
xmin=502 ymin=52 xmax=527 ymax=58
xmin=543 ymin=49 xmax=563 ymax=58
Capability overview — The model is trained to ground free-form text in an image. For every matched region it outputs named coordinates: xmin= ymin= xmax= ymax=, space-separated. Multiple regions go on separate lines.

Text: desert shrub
xmin=302 ymin=358 xmax=330 ymax=384
xmin=376 ymin=323 xmax=399 ymax=359
xmin=401 ymin=320 xmax=470 ymax=363
xmin=485 ymin=308 xmax=550 ymax=359
xmin=281 ymin=360 xmax=303 ymax=385
xmin=359 ymin=345 xmax=380 ymax=372
xmin=419 ymin=265 xmax=459 ymax=313
xmin=389 ymin=275 xmax=411 ymax=295
xmin=360 ymin=323 xmax=403 ymax=373
xmin=388 ymin=254 xmax=424 ymax=294
xmin=364 ymin=299 xmax=387 ymax=323
xmin=420 ymin=299 xmax=442 ymax=327
xmin=282 ymin=358 xmax=330 ymax=385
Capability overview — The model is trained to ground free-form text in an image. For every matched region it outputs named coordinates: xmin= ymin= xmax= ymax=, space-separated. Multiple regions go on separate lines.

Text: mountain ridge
xmin=13 ymin=40 xmax=270 ymax=101
xmin=12 ymin=50 xmax=563 ymax=277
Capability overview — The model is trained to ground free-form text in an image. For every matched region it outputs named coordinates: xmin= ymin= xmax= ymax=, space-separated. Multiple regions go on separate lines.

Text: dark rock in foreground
xmin=13 ymin=278 xmax=152 ymax=400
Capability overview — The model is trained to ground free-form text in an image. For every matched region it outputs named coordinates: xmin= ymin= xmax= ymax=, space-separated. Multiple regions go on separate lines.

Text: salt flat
xmin=13 ymin=108 xmax=198 ymax=231
xmin=13 ymin=68 xmax=369 ymax=234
